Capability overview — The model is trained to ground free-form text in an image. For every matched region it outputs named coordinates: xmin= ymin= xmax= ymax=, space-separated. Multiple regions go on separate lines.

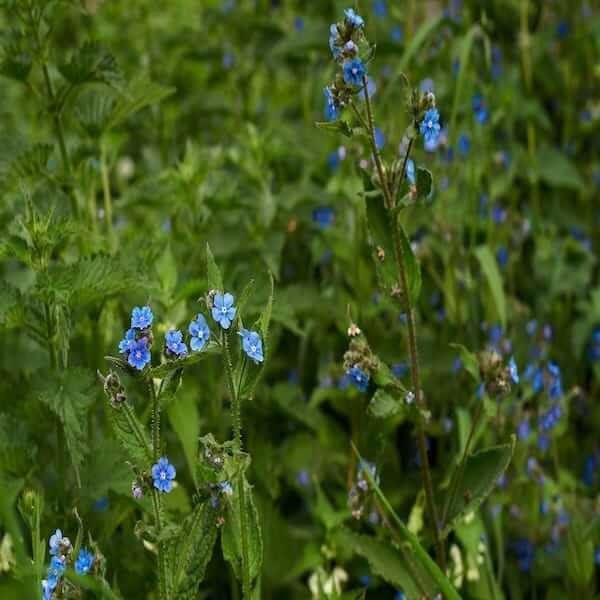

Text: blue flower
xmin=131 ymin=306 xmax=153 ymax=329
xmin=127 ymin=338 xmax=151 ymax=370
xmin=49 ymin=529 xmax=69 ymax=556
xmin=390 ymin=25 xmax=403 ymax=43
xmin=419 ymin=108 xmax=441 ymax=146
xmin=189 ymin=314 xmax=210 ymax=351
xmin=343 ymin=58 xmax=367 ymax=86
xmin=405 ymin=159 xmax=415 ymax=185
xmin=75 ymin=548 xmax=95 ymax=574
xmin=344 ymin=8 xmax=365 ymax=28
xmin=118 ymin=328 xmax=136 ymax=354
xmin=296 ymin=469 xmax=310 ymax=487
xmin=517 ymin=418 xmax=530 ymax=440
xmin=374 ymin=127 xmax=385 ymax=150
xmin=165 ymin=329 xmax=188 ymax=357
xmin=347 ymin=366 xmax=369 ymax=392
xmin=41 ymin=579 xmax=54 ymax=600
xmin=329 ymin=24 xmax=342 ymax=59
xmin=239 ymin=328 xmax=264 ymax=364
xmin=511 ymin=538 xmax=534 ymax=572
xmin=211 ymin=292 xmax=236 ymax=329
xmin=539 ymin=403 xmax=561 ymax=432
xmin=373 ymin=0 xmax=387 ymax=17
xmin=324 ymin=86 xmax=339 ymax=121
xmin=588 ymin=327 xmax=600 ymax=362
xmin=472 ymin=93 xmax=489 ymax=124
xmin=152 ymin=457 xmax=176 ymax=493
xmin=312 ymin=206 xmax=335 ymax=229
xmin=49 ymin=556 xmax=66 ymax=577
xmin=458 ymin=133 xmax=470 ymax=155
xmin=508 ymin=356 xmax=519 ymax=383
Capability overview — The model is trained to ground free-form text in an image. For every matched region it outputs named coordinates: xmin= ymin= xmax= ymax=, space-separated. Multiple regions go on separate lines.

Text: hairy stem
xmin=359 ymin=77 xmax=446 ymax=570
xmin=149 ymin=379 xmax=160 ymax=461
xmin=151 ymin=489 xmax=169 ymax=600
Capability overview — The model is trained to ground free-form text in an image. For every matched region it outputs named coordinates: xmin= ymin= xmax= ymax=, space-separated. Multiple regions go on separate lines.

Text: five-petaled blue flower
xmin=49 ymin=529 xmax=69 ymax=556
xmin=508 ymin=356 xmax=519 ymax=384
xmin=152 ymin=457 xmax=176 ymax=493
xmin=344 ymin=8 xmax=364 ymax=28
xmin=212 ymin=292 xmax=237 ymax=329
xmin=41 ymin=579 xmax=54 ymax=600
xmin=189 ymin=314 xmax=211 ymax=351
xmin=347 ymin=366 xmax=369 ymax=392
xmin=419 ymin=108 xmax=441 ymax=146
xmin=324 ymin=86 xmax=339 ymax=121
xmin=75 ymin=548 xmax=95 ymax=574
xmin=131 ymin=306 xmax=153 ymax=329
xmin=239 ymin=328 xmax=264 ymax=364
xmin=118 ymin=328 xmax=136 ymax=354
xmin=343 ymin=58 xmax=367 ymax=86
xmin=313 ymin=206 xmax=335 ymax=229
xmin=128 ymin=338 xmax=151 ymax=370
xmin=165 ymin=329 xmax=188 ymax=357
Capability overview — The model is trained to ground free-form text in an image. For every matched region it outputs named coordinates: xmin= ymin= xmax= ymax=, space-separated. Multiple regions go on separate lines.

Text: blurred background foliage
xmin=0 ymin=0 xmax=599 ymax=598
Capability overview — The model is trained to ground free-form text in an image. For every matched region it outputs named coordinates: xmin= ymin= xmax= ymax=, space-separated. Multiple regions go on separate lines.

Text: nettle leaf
xmin=1 ymin=143 xmax=53 ymax=190
xmin=206 ymin=243 xmax=224 ymax=291
xmin=0 ymin=413 xmax=37 ymax=474
xmin=169 ymin=501 xmax=219 ymax=598
xmin=367 ymin=389 xmax=402 ymax=419
xmin=442 ymin=437 xmax=515 ymax=536
xmin=74 ymin=89 xmax=116 ymax=139
xmin=107 ymin=403 xmax=152 ymax=471
xmin=449 ymin=343 xmax=480 ymax=382
xmin=475 ymin=245 xmax=506 ymax=328
xmin=0 ymin=38 xmax=32 ymax=82
xmin=105 ymin=76 xmax=175 ymax=130
xmin=221 ymin=476 xmax=263 ymax=590
xmin=32 ymin=368 xmax=96 ymax=485
xmin=0 ymin=281 xmax=23 ymax=328
xmin=58 ymin=41 xmax=120 ymax=86
xmin=333 ymin=529 xmax=439 ymax=599
xmin=415 ymin=166 xmax=433 ymax=203
xmin=398 ymin=225 xmax=422 ymax=305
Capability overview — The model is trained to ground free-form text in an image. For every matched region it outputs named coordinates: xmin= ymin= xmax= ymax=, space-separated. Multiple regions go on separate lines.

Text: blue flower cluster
xmin=118 ymin=305 xmax=154 ymax=370
xmin=42 ymin=529 xmax=95 ymax=599
xmin=347 ymin=365 xmax=369 ymax=392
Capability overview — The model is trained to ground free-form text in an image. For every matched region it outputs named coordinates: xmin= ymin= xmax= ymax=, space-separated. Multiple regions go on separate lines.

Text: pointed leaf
xmin=367 ymin=389 xmax=402 ymax=419
xmin=107 ymin=403 xmax=152 ymax=471
xmin=206 ymin=243 xmax=224 ymax=291
xmin=475 ymin=245 xmax=507 ymax=328
xmin=398 ymin=225 xmax=422 ymax=305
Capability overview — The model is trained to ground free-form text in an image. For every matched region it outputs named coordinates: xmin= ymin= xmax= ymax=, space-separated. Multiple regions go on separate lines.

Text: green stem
xmin=359 ymin=79 xmax=446 ymax=570
xmin=442 ymin=400 xmax=484 ymax=527
xmin=223 ymin=332 xmax=241 ymax=450
xmin=149 ymin=379 xmax=160 ymax=461
xmin=151 ymin=489 xmax=169 ymax=600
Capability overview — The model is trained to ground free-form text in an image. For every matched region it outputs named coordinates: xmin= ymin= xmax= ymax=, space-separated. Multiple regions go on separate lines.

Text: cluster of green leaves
xmin=0 ymin=0 xmax=598 ymax=599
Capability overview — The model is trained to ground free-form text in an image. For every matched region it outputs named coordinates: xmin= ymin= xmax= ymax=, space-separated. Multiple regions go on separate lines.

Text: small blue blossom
xmin=296 ymin=469 xmax=310 ymax=487
xmin=497 ymin=246 xmax=508 ymax=268
xmin=152 ymin=457 xmax=176 ymax=493
xmin=538 ymin=434 xmax=550 ymax=452
xmin=508 ymin=356 xmax=519 ymax=384
xmin=517 ymin=418 xmax=530 ymax=440
xmin=219 ymin=480 xmax=233 ymax=496
xmin=239 ymin=328 xmax=264 ymax=364
xmin=211 ymin=292 xmax=236 ymax=329
xmin=405 ymin=159 xmax=415 ymax=185
xmin=131 ymin=306 xmax=153 ymax=329
xmin=343 ymin=58 xmax=367 ymax=86
xmin=165 ymin=329 xmax=188 ymax=357
xmin=588 ymin=327 xmax=600 ymax=362
xmin=373 ymin=0 xmax=387 ymax=17
xmin=49 ymin=529 xmax=69 ymax=556
xmin=324 ymin=86 xmax=339 ymax=121
xmin=189 ymin=314 xmax=210 ymax=351
xmin=49 ymin=556 xmax=66 ymax=577
xmin=41 ymin=579 xmax=54 ymax=600
xmin=374 ymin=127 xmax=385 ymax=150
xmin=539 ymin=403 xmax=561 ymax=432
xmin=419 ymin=108 xmax=441 ymax=146
xmin=75 ymin=548 xmax=95 ymax=574
xmin=128 ymin=338 xmax=151 ymax=370
xmin=312 ymin=206 xmax=335 ymax=229
xmin=472 ymin=93 xmax=489 ymax=124
xmin=118 ymin=328 xmax=136 ymax=354
xmin=347 ymin=366 xmax=369 ymax=392
xmin=329 ymin=24 xmax=342 ymax=59
xmin=390 ymin=25 xmax=403 ymax=43
xmin=344 ymin=8 xmax=365 ymax=28
xmin=511 ymin=538 xmax=535 ymax=572
xmin=458 ymin=133 xmax=470 ymax=155
xmin=294 ymin=16 xmax=304 ymax=32
xmin=492 ymin=204 xmax=507 ymax=224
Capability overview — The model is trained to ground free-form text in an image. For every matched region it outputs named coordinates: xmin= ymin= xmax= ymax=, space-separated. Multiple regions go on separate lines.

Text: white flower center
xmin=352 ymin=68 xmax=358 ymax=75
xmin=160 ymin=472 xmax=166 ymax=480
xmin=250 ymin=345 xmax=257 ymax=353
xmin=135 ymin=352 xmax=142 ymax=359
xmin=427 ymin=120 xmax=433 ymax=127
xmin=221 ymin=307 xmax=227 ymax=314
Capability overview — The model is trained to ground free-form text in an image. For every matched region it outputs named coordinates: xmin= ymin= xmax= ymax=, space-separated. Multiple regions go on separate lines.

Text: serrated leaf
xmin=449 ymin=343 xmax=480 ymax=382
xmin=74 ymin=88 xmax=116 ymax=138
xmin=475 ymin=245 xmax=506 ymax=328
xmin=106 ymin=76 xmax=175 ymax=130
xmin=0 ymin=281 xmax=23 ymax=328
xmin=1 ymin=144 xmax=53 ymax=189
xmin=58 ymin=41 xmax=120 ymax=86
xmin=415 ymin=166 xmax=434 ymax=203
xmin=442 ymin=438 xmax=515 ymax=536
xmin=221 ymin=476 xmax=263 ymax=589
xmin=367 ymin=389 xmax=402 ymax=419
xmin=315 ymin=120 xmax=353 ymax=137
xmin=333 ymin=529 xmax=439 ymax=599
xmin=32 ymin=368 xmax=96 ymax=486
xmin=169 ymin=501 xmax=219 ymax=598
xmin=0 ymin=413 xmax=37 ymax=474
xmin=107 ymin=404 xmax=152 ymax=471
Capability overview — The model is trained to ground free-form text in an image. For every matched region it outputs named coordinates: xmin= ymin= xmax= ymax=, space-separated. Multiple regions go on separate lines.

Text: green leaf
xmin=333 ymin=529 xmax=439 ymax=599
xmin=32 ymin=368 xmax=96 ymax=486
xmin=206 ymin=243 xmax=224 ymax=291
xmin=536 ymin=144 xmax=584 ymax=190
xmin=1 ymin=143 xmax=53 ymax=190
xmin=167 ymin=394 xmax=199 ymax=487
xmin=0 ymin=281 xmax=23 ymax=328
xmin=0 ymin=413 xmax=37 ymax=475
xmin=147 ymin=342 xmax=220 ymax=378
xmin=107 ymin=403 xmax=152 ymax=471
xmin=315 ymin=120 xmax=353 ymax=138
xmin=156 ymin=243 xmax=178 ymax=297
xmin=415 ymin=167 xmax=434 ymax=203
xmin=475 ymin=245 xmax=506 ymax=328
xmin=398 ymin=225 xmax=422 ymax=305
xmin=442 ymin=438 xmax=515 ymax=536
xmin=221 ymin=476 xmax=263 ymax=588
xmin=170 ymin=501 xmax=219 ymax=598
xmin=449 ymin=343 xmax=480 ymax=382
xmin=566 ymin=518 xmax=594 ymax=587
xmin=106 ymin=76 xmax=175 ymax=130
xmin=58 ymin=41 xmax=120 ymax=86
xmin=367 ymin=389 xmax=402 ymax=419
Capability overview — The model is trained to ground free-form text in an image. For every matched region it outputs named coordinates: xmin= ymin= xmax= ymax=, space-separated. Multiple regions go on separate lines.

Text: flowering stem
xmin=100 ymin=141 xmax=115 ymax=251
xmin=151 ymin=489 xmax=169 ymax=600
xmin=358 ymin=78 xmax=446 ymax=570
xmin=222 ymin=332 xmax=242 ymax=450
xmin=149 ymin=379 xmax=160 ymax=461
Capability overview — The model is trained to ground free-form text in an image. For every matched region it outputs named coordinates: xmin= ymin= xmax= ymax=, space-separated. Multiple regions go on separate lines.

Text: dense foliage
xmin=0 ymin=1 xmax=599 ymax=599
